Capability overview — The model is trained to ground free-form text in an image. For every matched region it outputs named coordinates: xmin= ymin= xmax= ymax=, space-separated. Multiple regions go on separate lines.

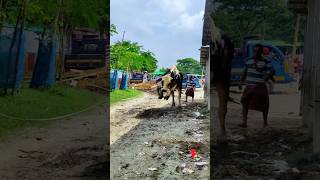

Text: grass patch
xmin=0 ymin=84 xmax=103 ymax=137
xmin=110 ymin=89 xmax=142 ymax=105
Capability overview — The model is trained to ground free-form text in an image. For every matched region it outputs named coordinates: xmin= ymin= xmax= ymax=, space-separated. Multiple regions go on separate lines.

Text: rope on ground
xmin=0 ymin=100 xmax=107 ymax=121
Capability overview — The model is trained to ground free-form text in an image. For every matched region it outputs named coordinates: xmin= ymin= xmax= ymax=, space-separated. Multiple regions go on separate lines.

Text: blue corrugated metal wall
xmin=0 ymin=32 xmax=26 ymax=91
xmin=30 ymin=38 xmax=57 ymax=88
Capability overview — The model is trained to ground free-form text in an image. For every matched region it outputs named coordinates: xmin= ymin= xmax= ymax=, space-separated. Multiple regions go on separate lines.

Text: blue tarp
xmin=0 ymin=32 xmax=26 ymax=91
xmin=120 ymin=73 xmax=128 ymax=90
xmin=30 ymin=38 xmax=57 ymax=88
xmin=110 ymin=70 xmax=119 ymax=90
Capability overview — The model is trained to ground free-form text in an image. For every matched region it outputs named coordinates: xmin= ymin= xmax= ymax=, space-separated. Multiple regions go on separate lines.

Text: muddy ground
xmin=110 ymin=89 xmax=210 ymax=179
xmin=213 ymin=83 xmax=320 ymax=180
xmin=0 ymin=101 xmax=108 ymax=180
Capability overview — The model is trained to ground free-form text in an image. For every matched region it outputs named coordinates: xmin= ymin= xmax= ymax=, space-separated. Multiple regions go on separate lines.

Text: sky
xmin=110 ymin=0 xmax=206 ymax=68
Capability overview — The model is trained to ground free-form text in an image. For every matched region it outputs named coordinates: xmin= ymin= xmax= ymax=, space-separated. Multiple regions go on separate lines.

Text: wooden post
xmin=292 ymin=14 xmax=301 ymax=60
xmin=301 ymin=0 xmax=315 ymax=133
xmin=207 ymin=47 xmax=211 ymax=110
xmin=12 ymin=0 xmax=27 ymax=95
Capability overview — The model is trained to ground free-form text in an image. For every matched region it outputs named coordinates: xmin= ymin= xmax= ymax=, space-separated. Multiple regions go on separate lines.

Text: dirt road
xmin=110 ymin=89 xmax=210 ymax=179
xmin=0 ymin=101 xmax=108 ymax=180
xmin=213 ymin=83 xmax=320 ymax=179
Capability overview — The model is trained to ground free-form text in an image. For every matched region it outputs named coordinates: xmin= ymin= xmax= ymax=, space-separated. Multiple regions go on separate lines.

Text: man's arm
xmin=265 ymin=58 xmax=274 ymax=81
xmin=238 ymin=66 xmax=247 ymax=90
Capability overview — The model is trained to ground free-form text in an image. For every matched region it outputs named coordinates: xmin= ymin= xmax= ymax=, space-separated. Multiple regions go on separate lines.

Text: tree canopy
xmin=213 ymin=0 xmax=305 ymax=46
xmin=1 ymin=0 xmax=108 ymax=35
xmin=111 ymin=40 xmax=158 ymax=73
xmin=176 ymin=58 xmax=202 ymax=75
xmin=110 ymin=24 xmax=117 ymax=36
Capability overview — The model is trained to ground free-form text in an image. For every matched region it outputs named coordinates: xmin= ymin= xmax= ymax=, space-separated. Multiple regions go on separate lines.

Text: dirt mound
xmin=38 ymin=145 xmax=108 ymax=178
xmin=135 ymin=107 xmax=174 ymax=118
xmin=131 ymin=82 xmax=158 ymax=90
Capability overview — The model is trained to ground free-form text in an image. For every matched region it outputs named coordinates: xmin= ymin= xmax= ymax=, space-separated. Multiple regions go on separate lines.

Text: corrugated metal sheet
xmin=202 ymin=0 xmax=215 ymax=46
xmin=200 ymin=46 xmax=209 ymax=65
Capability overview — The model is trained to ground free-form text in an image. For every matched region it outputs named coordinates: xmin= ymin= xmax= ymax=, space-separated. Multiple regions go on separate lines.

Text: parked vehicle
xmin=65 ymin=30 xmax=106 ymax=70
xmin=130 ymin=72 xmax=144 ymax=84
xmin=231 ymin=40 xmax=294 ymax=85
xmin=182 ymin=74 xmax=202 ymax=89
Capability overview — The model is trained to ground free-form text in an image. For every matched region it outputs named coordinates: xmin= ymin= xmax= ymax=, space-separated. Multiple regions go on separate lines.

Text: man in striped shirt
xmin=239 ymin=44 xmax=274 ymax=128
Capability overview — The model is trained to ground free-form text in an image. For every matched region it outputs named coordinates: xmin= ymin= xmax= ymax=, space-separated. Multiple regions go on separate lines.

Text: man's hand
xmin=238 ymin=83 xmax=242 ymax=91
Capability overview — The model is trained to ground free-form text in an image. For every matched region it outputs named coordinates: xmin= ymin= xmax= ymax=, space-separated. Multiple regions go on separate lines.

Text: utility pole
xmin=292 ymin=14 xmax=301 ymax=72
xmin=293 ymin=14 xmax=301 ymax=57
xmin=58 ymin=0 xmax=65 ymax=81
xmin=122 ymin=31 xmax=125 ymax=42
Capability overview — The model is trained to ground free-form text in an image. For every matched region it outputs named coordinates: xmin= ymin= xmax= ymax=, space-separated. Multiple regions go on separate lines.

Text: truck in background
xmin=182 ymin=74 xmax=202 ymax=89
xmin=64 ymin=28 xmax=106 ymax=70
xmin=231 ymin=40 xmax=294 ymax=85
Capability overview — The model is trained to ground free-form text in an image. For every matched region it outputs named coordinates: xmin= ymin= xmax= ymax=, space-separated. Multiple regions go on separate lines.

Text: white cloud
xmin=111 ymin=0 xmax=206 ymax=67
xmin=171 ymin=10 xmax=204 ymax=31
xmin=156 ymin=0 xmax=190 ymax=13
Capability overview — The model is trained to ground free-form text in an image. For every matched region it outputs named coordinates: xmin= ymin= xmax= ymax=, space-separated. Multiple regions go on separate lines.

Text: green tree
xmin=176 ymin=58 xmax=202 ymax=75
xmin=110 ymin=24 xmax=118 ymax=36
xmin=213 ymin=0 xmax=304 ymax=46
xmin=111 ymin=40 xmax=158 ymax=73
xmin=23 ymin=0 xmax=108 ymax=79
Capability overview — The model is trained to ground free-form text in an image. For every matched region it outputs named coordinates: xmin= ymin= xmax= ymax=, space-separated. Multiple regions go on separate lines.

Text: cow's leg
xmin=216 ymin=83 xmax=229 ymax=142
xmin=178 ymin=89 xmax=181 ymax=106
xmin=171 ymin=91 xmax=175 ymax=106
xmin=263 ymin=111 xmax=268 ymax=127
xmin=241 ymin=104 xmax=248 ymax=128
xmin=185 ymin=89 xmax=188 ymax=102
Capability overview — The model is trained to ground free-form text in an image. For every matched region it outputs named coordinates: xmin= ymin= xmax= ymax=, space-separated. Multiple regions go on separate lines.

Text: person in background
xmin=238 ymin=44 xmax=273 ymax=128
xmin=201 ymin=76 xmax=206 ymax=99
xmin=143 ymin=71 xmax=148 ymax=83
xmin=185 ymin=75 xmax=196 ymax=102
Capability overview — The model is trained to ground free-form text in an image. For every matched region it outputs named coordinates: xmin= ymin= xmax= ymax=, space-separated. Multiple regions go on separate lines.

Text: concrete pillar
xmin=312 ymin=0 xmax=320 ymax=152
xmin=302 ymin=0 xmax=315 ymax=136
xmin=206 ymin=51 xmax=211 ymax=110
xmin=308 ymin=0 xmax=316 ymax=136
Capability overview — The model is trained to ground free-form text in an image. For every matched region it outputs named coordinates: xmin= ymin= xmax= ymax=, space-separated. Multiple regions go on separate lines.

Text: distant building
xmin=0 ymin=26 xmax=107 ymax=76
xmin=64 ymin=27 xmax=107 ymax=70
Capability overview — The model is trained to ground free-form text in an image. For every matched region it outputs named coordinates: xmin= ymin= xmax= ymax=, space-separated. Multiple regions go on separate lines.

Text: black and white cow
xmin=157 ymin=71 xmax=183 ymax=107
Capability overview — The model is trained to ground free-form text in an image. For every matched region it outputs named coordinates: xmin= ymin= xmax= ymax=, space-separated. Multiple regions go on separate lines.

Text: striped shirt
xmin=243 ymin=56 xmax=273 ymax=85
